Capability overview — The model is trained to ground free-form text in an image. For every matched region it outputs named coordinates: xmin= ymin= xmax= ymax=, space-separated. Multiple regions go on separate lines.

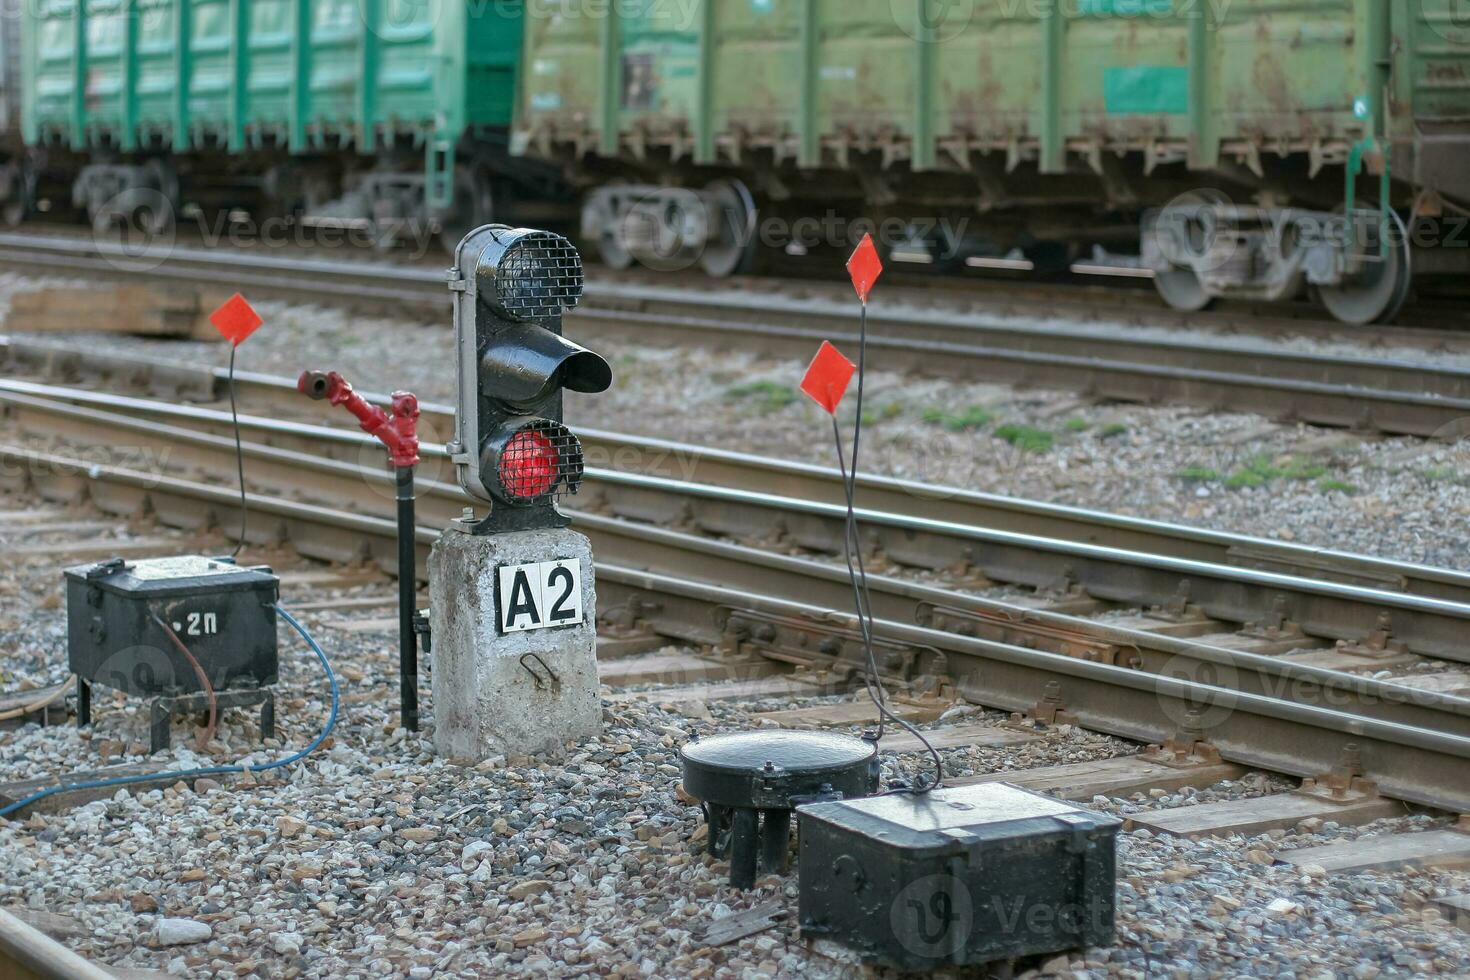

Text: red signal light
xmin=500 ymin=428 xmax=561 ymax=500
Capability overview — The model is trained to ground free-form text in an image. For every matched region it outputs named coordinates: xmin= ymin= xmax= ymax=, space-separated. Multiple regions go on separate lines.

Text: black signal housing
xmin=450 ymin=226 xmax=611 ymax=533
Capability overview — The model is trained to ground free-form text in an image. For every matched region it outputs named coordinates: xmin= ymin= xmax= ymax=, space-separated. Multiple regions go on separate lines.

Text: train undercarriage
xmin=0 ymin=136 xmax=570 ymax=256
xmin=572 ymin=147 xmax=1470 ymax=326
xmin=2 ymin=136 xmax=1465 ymax=327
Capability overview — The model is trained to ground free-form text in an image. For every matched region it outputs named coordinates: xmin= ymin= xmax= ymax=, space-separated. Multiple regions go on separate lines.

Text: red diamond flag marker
xmin=209 ymin=293 xmax=263 ymax=347
xmin=800 ymin=340 xmax=857 ymax=415
xmin=846 ymin=233 xmax=884 ymax=305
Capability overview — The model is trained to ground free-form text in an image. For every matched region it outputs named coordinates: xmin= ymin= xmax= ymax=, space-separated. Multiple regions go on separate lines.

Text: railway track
xmin=6 ymin=337 xmax=1470 ymax=601
xmin=2 ymin=371 xmax=1469 ymax=814
xmin=10 ymin=221 xmax=1470 ymax=341
xmin=2 ymin=233 xmax=1469 ymax=437
xmin=0 ymin=907 xmax=112 ymax=980
xmin=5 ymin=491 xmax=1468 ymax=973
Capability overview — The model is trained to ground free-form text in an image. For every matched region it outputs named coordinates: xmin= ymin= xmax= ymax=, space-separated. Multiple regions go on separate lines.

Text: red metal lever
xmin=298 ymin=370 xmax=421 ymax=469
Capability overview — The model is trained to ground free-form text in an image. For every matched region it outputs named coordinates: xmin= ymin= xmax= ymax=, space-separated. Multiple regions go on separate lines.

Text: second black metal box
xmin=797 ymin=782 xmax=1120 ymax=971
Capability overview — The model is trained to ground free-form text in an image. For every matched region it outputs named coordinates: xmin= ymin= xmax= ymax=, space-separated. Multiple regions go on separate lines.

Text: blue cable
xmin=0 ymin=604 xmax=339 ymax=819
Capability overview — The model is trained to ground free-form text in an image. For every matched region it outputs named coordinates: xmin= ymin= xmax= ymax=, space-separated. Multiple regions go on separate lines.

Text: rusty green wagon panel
xmin=23 ymin=0 xmax=522 ymax=154
xmin=515 ymin=0 xmax=1465 ymax=181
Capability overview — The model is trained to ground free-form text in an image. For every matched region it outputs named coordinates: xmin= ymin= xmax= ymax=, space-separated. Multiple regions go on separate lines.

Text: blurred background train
xmin=0 ymin=0 xmax=1466 ymax=325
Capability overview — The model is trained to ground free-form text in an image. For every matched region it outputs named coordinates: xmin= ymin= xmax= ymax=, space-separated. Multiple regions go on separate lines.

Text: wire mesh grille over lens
xmin=494 ymin=231 xmax=584 ymax=320
xmin=497 ymin=419 xmax=584 ymax=501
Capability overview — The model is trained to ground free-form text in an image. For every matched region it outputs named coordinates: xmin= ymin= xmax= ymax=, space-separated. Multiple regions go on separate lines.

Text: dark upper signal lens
xmin=492 ymin=231 xmax=584 ymax=321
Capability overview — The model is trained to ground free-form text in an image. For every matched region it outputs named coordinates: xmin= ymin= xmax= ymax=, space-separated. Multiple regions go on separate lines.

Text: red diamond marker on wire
xmin=799 ymin=340 xmax=857 ymax=415
xmin=209 ymin=292 xmax=263 ymax=347
xmin=846 ymin=233 xmax=884 ymax=305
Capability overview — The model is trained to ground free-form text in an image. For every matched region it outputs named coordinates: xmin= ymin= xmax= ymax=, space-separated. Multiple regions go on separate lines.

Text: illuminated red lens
xmin=501 ymin=429 xmax=560 ymax=499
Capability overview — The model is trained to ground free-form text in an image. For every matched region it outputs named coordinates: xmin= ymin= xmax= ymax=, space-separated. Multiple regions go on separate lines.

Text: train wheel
xmin=1317 ymin=211 xmax=1411 ymax=325
xmin=1153 ymin=264 xmax=1215 ymax=312
xmin=698 ymin=179 xmax=758 ymax=278
xmin=582 ymin=191 xmax=634 ymax=270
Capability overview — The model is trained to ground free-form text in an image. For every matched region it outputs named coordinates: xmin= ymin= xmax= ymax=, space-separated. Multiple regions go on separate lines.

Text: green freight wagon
xmin=515 ymin=0 xmax=1470 ymax=323
xmin=15 ymin=0 xmax=547 ymax=248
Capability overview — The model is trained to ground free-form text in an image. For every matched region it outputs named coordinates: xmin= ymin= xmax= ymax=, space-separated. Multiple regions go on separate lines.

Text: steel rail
xmin=7 ymin=226 xmax=1470 ymax=346
xmin=4 ymin=388 xmax=1470 ymax=744
xmin=2 ymin=442 xmax=1467 ymax=813
xmin=8 ymin=379 xmax=1470 ymax=665
xmin=0 ymin=233 xmax=1467 ymax=435
xmin=6 ymin=350 xmax=1469 ymax=605
xmin=0 ymin=908 xmax=113 ymax=980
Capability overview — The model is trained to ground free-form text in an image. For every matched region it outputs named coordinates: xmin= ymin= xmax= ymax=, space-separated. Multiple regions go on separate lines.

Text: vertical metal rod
xmin=397 ymin=465 xmax=419 ymax=732
xmin=759 ymin=809 xmax=792 ymax=873
xmin=729 ymin=807 xmax=759 ymax=889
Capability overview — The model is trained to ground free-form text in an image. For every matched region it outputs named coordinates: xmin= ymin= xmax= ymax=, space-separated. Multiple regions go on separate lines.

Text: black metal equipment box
xmin=797 ymin=782 xmax=1121 ymax=972
xmin=65 ymin=556 xmax=280 ymax=697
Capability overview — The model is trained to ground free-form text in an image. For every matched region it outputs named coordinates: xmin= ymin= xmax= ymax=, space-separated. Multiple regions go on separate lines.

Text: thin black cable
xmin=847 ymin=303 xmax=880 ymax=697
xmin=831 ymin=418 xmax=942 ymax=794
xmin=838 ymin=298 xmax=943 ymax=794
xmin=831 ymin=414 xmax=885 ymax=726
xmin=227 ymin=345 xmax=247 ymax=558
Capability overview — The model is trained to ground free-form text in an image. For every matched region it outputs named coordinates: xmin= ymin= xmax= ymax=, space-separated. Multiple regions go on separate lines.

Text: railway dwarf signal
xmin=433 ymin=226 xmax=609 ymax=763
xmin=449 ymin=225 xmax=613 ymax=533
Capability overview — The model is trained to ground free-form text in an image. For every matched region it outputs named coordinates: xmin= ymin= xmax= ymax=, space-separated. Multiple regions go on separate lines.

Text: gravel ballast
xmin=2 ymin=519 xmax=1469 ymax=977
xmin=5 ymin=265 xmax=1470 ymax=976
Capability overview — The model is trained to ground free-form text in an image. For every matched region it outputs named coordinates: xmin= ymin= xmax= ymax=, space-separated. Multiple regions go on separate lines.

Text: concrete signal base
xmin=429 ymin=526 xmax=600 ymax=761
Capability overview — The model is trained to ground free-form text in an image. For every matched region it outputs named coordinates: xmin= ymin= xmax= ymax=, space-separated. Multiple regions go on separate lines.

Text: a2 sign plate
xmin=497 ymin=559 xmax=584 ymax=634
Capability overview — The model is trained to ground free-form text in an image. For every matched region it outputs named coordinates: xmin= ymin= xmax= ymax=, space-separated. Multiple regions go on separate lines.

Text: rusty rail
xmin=0 ymin=908 xmax=112 ymax=980
xmin=2 ymin=438 xmax=1468 ymax=813
xmin=1 ymin=232 xmax=1469 ymax=435
xmin=3 ymin=389 xmax=1470 ymax=812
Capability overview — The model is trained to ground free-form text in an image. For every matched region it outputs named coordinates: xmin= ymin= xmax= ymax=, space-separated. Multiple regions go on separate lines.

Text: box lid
xmin=63 ymin=556 xmax=277 ymax=596
xmin=798 ymin=782 xmax=1118 ymax=850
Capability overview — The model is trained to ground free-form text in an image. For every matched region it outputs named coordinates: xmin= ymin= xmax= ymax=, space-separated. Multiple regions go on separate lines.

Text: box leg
xmin=760 ymin=808 xmax=792 ymax=873
xmin=729 ymin=807 xmax=759 ymax=889
xmin=259 ymin=691 xmax=275 ymax=742
xmin=75 ymin=677 xmax=91 ymax=728
xmin=706 ymin=804 xmax=730 ymax=857
xmin=150 ymin=698 xmax=173 ymax=755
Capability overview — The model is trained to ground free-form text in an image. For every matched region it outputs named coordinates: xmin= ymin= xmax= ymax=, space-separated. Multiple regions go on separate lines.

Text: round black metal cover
xmin=680 ymin=730 xmax=879 ymax=809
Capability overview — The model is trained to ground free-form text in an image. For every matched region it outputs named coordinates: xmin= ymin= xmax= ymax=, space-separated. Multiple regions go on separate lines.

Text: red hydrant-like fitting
xmin=298 ymin=370 xmax=421 ymax=468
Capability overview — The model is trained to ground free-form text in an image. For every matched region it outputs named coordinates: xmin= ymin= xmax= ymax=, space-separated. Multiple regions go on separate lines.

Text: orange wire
xmin=150 ymin=612 xmax=218 ymax=752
